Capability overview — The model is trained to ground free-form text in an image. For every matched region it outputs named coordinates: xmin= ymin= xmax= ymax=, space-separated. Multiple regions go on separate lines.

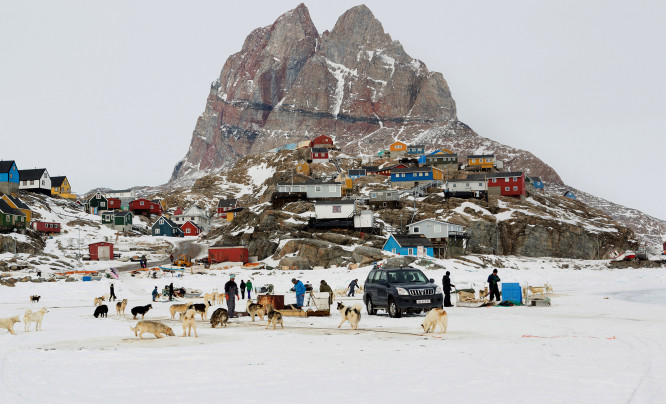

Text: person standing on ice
xmin=225 ymin=275 xmax=239 ymax=317
xmin=109 ymin=284 xmax=117 ymax=302
xmin=320 ymin=280 xmax=333 ymax=305
xmin=487 ymin=269 xmax=501 ymax=302
xmin=292 ymin=278 xmax=306 ymax=307
xmin=240 ymin=280 xmax=246 ymax=299
xmin=442 ymin=271 xmax=454 ymax=307
xmin=168 ymin=282 xmax=174 ymax=301
xmin=245 ymin=279 xmax=253 ymax=299
xmin=347 ymin=279 xmax=359 ymax=297
xmin=152 ymin=286 xmax=159 ymax=302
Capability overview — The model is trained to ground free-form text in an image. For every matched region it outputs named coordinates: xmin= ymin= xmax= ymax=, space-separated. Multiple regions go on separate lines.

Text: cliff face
xmin=171 ymin=3 xmax=562 ymax=185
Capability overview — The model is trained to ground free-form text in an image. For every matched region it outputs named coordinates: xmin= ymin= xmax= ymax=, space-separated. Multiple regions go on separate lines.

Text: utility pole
xmin=78 ymin=227 xmax=81 ymax=263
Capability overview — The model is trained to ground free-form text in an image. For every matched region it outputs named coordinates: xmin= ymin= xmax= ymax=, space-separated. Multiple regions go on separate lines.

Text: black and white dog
xmin=131 ymin=304 xmax=152 ymax=319
xmin=94 ymin=305 xmax=108 ymax=318
xmin=337 ymin=302 xmax=362 ymax=330
xmin=187 ymin=301 xmax=211 ymax=320
xmin=30 ymin=295 xmax=41 ymax=303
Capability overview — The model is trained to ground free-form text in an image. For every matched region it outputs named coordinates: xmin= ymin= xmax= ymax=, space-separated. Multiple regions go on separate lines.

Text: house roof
xmin=467 ymin=172 xmax=524 ymax=180
xmin=531 ymin=177 xmax=542 ymax=182
xmin=50 ymin=176 xmax=67 ymax=187
xmin=311 ymin=147 xmax=329 ymax=153
xmin=107 ymin=189 xmax=132 ymax=193
xmin=18 ymin=169 xmax=48 ymax=181
xmin=362 ymin=166 xmax=379 ymax=172
xmin=311 ymin=135 xmax=332 ymax=142
xmin=0 ymin=199 xmax=25 ymax=216
xmin=427 ymin=153 xmax=457 ymax=158
xmin=217 ymin=199 xmax=237 ymax=208
xmin=153 ymin=215 xmax=179 ymax=229
xmin=181 ymin=221 xmax=202 ymax=231
xmin=0 ymin=160 xmax=17 ymax=173
xmin=304 ymin=180 xmax=340 ymax=185
xmin=392 ymin=167 xmax=432 ymax=174
xmin=348 ymin=169 xmax=366 ymax=175
xmin=467 ymin=154 xmax=495 ymax=159
xmin=115 ymin=211 xmax=132 ymax=217
xmin=408 ymin=144 xmax=425 ymax=148
xmin=314 ymin=200 xmax=356 ymax=205
xmin=3 ymin=194 xmax=30 ymax=210
xmin=390 ymin=234 xmax=434 ymax=248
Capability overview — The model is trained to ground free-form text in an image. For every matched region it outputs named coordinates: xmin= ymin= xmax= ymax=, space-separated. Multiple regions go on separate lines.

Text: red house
xmin=311 ymin=147 xmax=329 ymax=163
xmin=217 ymin=199 xmax=237 ymax=216
xmin=32 ymin=221 xmax=61 ymax=234
xmin=89 ymin=242 xmax=114 ymax=261
xmin=181 ymin=221 xmax=202 ymax=237
xmin=174 ymin=207 xmax=183 ymax=216
xmin=107 ymin=198 xmax=121 ymax=210
xmin=129 ymin=199 xmax=162 ymax=216
xmin=468 ymin=172 xmax=526 ymax=198
xmin=208 ymin=246 xmax=249 ymax=264
xmin=377 ymin=164 xmax=407 ymax=176
xmin=310 ymin=134 xmax=334 ymax=148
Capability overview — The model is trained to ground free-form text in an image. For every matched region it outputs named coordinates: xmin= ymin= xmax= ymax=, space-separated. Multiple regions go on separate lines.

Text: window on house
xmin=329 ymin=185 xmax=336 ymax=192
xmin=391 ymin=248 xmax=396 ymax=254
xmin=155 ymin=229 xmax=160 ymax=235
xmin=30 ymin=180 xmax=34 ymax=185
xmin=434 ymin=225 xmax=441 ymax=233
xmin=186 ymin=228 xmax=191 ymax=234
xmin=386 ymin=193 xmax=392 ymax=197
xmin=513 ymin=186 xmax=518 ymax=191
xmin=42 ymin=180 xmax=45 ymax=185
xmin=505 ymin=187 xmax=510 ymax=192
xmin=408 ymin=248 xmax=414 ymax=255
xmin=413 ymin=226 xmax=420 ymax=233
xmin=140 ymin=201 xmax=144 ymax=206
xmin=100 ymin=202 xmax=106 ymax=207
xmin=492 ymin=179 xmax=497 ymax=183
xmin=9 ymin=174 xmax=12 ymax=179
xmin=479 ymin=183 xmax=483 ymax=187
xmin=332 ymin=206 xmax=341 ymax=213
xmin=315 ymin=186 xmax=322 ymax=192
xmin=370 ymin=193 xmax=376 ymax=198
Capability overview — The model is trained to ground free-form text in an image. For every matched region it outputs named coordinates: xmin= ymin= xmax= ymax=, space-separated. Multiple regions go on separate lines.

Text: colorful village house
xmin=310 ymin=134 xmax=334 ymax=148
xmin=407 ymin=219 xmax=468 ymax=257
xmin=391 ymin=166 xmax=444 ymax=188
xmin=50 ymin=176 xmax=76 ymax=200
xmin=334 ymin=172 xmax=353 ymax=194
xmin=85 ymin=192 xmax=108 ymax=215
xmin=181 ymin=220 xmax=202 ymax=236
xmin=375 ymin=164 xmax=406 ymax=176
xmin=88 ymin=242 xmax=114 ymax=261
xmin=368 ymin=189 xmax=401 ymax=209
xmin=311 ymin=147 xmax=329 ymax=163
xmin=107 ymin=198 xmax=122 ymax=210
xmin=362 ymin=166 xmax=379 ymax=175
xmin=348 ymin=169 xmax=366 ymax=180
xmin=102 ymin=211 xmax=133 ymax=232
xmin=466 ymin=154 xmax=495 ymax=171
xmin=526 ymin=176 xmax=544 ymax=189
xmin=104 ymin=189 xmax=136 ymax=210
xmin=382 ymin=234 xmax=434 ymax=257
xmin=0 ymin=198 xmax=27 ymax=230
xmin=151 ymin=215 xmax=182 ymax=237
xmin=389 ymin=141 xmax=407 ymax=158
xmin=217 ymin=199 xmax=237 ymax=217
xmin=225 ymin=207 xmax=244 ymax=222
xmin=172 ymin=205 xmax=211 ymax=232
xmin=563 ymin=190 xmax=576 ymax=200
xmin=1 ymin=194 xmax=32 ymax=223
xmin=296 ymin=160 xmax=310 ymax=176
xmin=467 ymin=172 xmax=526 ymax=198
xmin=425 ymin=151 xmax=459 ymax=173
xmin=173 ymin=207 xmax=184 ymax=216
xmin=18 ymin=168 xmax=51 ymax=196
xmin=0 ymin=160 xmax=20 ymax=195
xmin=445 ymin=179 xmax=487 ymax=199
xmin=407 ymin=144 xmax=425 ymax=155
xmin=129 ymin=198 xmax=162 ymax=217
xmin=31 ymin=221 xmax=61 ymax=235
xmin=297 ymin=140 xmax=311 ymax=149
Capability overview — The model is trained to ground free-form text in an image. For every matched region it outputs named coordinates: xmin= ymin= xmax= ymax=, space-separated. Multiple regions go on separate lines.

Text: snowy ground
xmin=1 ymin=259 xmax=665 ymax=403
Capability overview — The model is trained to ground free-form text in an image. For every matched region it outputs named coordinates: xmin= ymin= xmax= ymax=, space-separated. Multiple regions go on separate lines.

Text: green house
xmin=0 ymin=198 xmax=27 ymax=230
xmin=85 ymin=192 xmax=108 ymax=215
xmin=102 ymin=210 xmax=133 ymax=232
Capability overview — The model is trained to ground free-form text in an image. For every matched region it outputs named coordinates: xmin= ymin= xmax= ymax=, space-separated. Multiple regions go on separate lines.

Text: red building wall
xmin=487 ymin=174 xmax=525 ymax=197
xmin=208 ymin=247 xmax=249 ymax=264
xmin=310 ymin=135 xmax=333 ymax=147
xmin=88 ymin=242 xmax=114 ymax=261
xmin=108 ymin=198 xmax=121 ymax=210
xmin=32 ymin=221 xmax=61 ymax=233
xmin=181 ymin=222 xmax=201 ymax=236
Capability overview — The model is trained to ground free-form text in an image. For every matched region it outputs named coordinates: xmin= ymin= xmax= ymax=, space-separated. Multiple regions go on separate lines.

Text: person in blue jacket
xmin=292 ymin=278 xmax=306 ymax=307
xmin=487 ymin=269 xmax=501 ymax=302
xmin=152 ymin=286 xmax=159 ymax=302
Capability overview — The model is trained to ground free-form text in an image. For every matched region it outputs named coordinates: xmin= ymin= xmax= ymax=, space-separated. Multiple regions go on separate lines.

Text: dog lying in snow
xmin=130 ymin=321 xmax=175 ymax=339
xmin=421 ymin=308 xmax=448 ymax=334
xmin=116 ymin=299 xmax=128 ymax=315
xmin=337 ymin=302 xmax=362 ymax=330
xmin=181 ymin=309 xmax=198 ymax=337
xmin=246 ymin=300 xmax=266 ymax=321
xmin=24 ymin=308 xmax=49 ymax=332
xmin=265 ymin=304 xmax=283 ymax=330
xmin=0 ymin=315 xmax=20 ymax=335
xmin=209 ymin=308 xmax=229 ymax=328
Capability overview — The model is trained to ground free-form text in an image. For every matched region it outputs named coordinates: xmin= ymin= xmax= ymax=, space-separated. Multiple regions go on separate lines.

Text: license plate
xmin=416 ymin=299 xmax=431 ymax=304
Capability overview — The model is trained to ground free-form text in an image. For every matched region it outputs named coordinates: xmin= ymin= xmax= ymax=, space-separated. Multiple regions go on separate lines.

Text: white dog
xmin=421 ymin=308 xmax=448 ymax=334
xmin=336 ymin=302 xmax=362 ymax=330
xmin=0 ymin=315 xmax=20 ymax=335
xmin=24 ymin=308 xmax=49 ymax=332
xmin=181 ymin=308 xmax=198 ymax=338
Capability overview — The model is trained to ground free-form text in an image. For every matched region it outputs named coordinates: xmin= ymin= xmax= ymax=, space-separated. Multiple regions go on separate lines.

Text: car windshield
xmin=387 ymin=270 xmax=428 ymax=284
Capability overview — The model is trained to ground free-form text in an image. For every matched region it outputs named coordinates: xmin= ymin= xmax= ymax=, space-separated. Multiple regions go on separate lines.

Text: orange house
xmin=467 ymin=154 xmax=495 ymax=170
xmin=296 ymin=160 xmax=310 ymax=176
xmin=389 ymin=141 xmax=407 ymax=157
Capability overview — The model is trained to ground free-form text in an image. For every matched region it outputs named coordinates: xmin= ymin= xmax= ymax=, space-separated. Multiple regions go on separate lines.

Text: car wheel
xmin=366 ymin=297 xmax=377 ymax=315
xmin=388 ymin=298 xmax=402 ymax=318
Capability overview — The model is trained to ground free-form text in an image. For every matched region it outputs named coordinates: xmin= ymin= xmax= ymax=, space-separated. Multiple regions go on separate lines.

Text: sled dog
xmin=94 ymin=296 xmax=105 ymax=306
xmin=336 ymin=302 xmax=362 ymax=330
xmin=130 ymin=321 xmax=175 ymax=339
xmin=169 ymin=302 xmax=190 ymax=319
xmin=181 ymin=309 xmax=198 ymax=337
xmin=93 ymin=305 xmax=108 ymax=318
xmin=246 ymin=300 xmax=266 ymax=322
xmin=187 ymin=301 xmax=212 ymax=320
xmin=116 ymin=299 xmax=128 ymax=315
xmin=131 ymin=304 xmax=152 ymax=319
xmin=0 ymin=315 xmax=20 ymax=335
xmin=30 ymin=295 xmax=41 ymax=303
xmin=421 ymin=308 xmax=448 ymax=334
xmin=24 ymin=308 xmax=49 ymax=332
xmin=210 ymin=308 xmax=229 ymax=328
xmin=265 ymin=304 xmax=284 ymax=330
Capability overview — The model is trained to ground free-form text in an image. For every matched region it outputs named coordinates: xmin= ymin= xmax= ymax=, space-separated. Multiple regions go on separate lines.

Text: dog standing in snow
xmin=336 ymin=302 xmax=362 ymax=330
xmin=421 ymin=308 xmax=448 ymax=334
xmin=116 ymin=299 xmax=128 ymax=316
xmin=246 ymin=300 xmax=266 ymax=321
xmin=181 ymin=309 xmax=198 ymax=337
xmin=265 ymin=304 xmax=283 ymax=330
xmin=24 ymin=308 xmax=49 ymax=332
xmin=0 ymin=315 xmax=20 ymax=335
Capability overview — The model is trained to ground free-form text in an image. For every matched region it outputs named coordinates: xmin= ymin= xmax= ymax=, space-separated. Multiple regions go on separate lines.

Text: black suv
xmin=363 ymin=267 xmax=443 ymax=318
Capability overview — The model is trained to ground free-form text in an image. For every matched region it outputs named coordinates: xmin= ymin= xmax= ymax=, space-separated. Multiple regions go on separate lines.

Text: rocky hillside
xmin=170 ymin=3 xmax=562 ymax=185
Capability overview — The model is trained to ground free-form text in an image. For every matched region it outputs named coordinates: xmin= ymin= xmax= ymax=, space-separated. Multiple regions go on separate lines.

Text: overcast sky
xmin=1 ymin=1 xmax=664 ymax=220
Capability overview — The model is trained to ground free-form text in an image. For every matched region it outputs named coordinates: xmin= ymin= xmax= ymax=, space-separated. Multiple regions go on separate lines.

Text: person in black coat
xmin=168 ymin=282 xmax=174 ymax=301
xmin=442 ymin=271 xmax=454 ymax=307
xmin=487 ymin=269 xmax=501 ymax=302
xmin=109 ymin=284 xmax=117 ymax=302
xmin=240 ymin=280 xmax=246 ymax=299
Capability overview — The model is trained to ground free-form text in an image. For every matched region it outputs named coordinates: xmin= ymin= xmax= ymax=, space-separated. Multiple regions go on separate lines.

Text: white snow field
xmin=1 ymin=261 xmax=665 ymax=404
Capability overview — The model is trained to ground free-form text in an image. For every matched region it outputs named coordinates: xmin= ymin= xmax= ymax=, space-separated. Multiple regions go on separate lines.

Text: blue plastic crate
xmin=501 ymin=282 xmax=522 ymax=304
xmin=82 ymin=276 xmax=92 ymax=282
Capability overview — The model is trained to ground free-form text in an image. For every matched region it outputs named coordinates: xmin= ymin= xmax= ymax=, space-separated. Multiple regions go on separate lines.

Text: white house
xmin=314 ymin=200 xmax=355 ymax=219
xmin=445 ymin=179 xmax=487 ymax=198
xmin=172 ymin=205 xmax=211 ymax=232
xmin=18 ymin=168 xmax=51 ymax=196
xmin=105 ymin=189 xmax=136 ymax=199
xmin=407 ymin=219 xmax=465 ymax=241
xmin=277 ymin=181 xmax=342 ymax=199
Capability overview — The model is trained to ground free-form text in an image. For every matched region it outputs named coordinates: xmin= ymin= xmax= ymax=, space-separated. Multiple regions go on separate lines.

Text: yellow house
xmin=467 ymin=154 xmax=495 ymax=170
xmin=389 ymin=141 xmax=407 ymax=156
xmin=296 ymin=160 xmax=310 ymax=176
xmin=335 ymin=172 xmax=353 ymax=192
xmin=432 ymin=167 xmax=444 ymax=180
xmin=1 ymin=194 xmax=32 ymax=223
xmin=51 ymin=176 xmax=76 ymax=200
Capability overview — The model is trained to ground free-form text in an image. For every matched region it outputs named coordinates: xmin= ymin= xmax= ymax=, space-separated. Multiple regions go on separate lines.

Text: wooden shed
xmin=89 ymin=242 xmax=114 ymax=261
xmin=208 ymin=246 xmax=249 ymax=264
xmin=32 ymin=221 xmax=61 ymax=234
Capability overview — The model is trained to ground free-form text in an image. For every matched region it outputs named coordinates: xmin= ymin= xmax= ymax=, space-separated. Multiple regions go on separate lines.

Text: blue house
xmin=391 ymin=167 xmax=443 ymax=188
xmin=151 ymin=215 xmax=183 ymax=237
xmin=407 ymin=144 xmax=425 ymax=155
xmin=0 ymin=160 xmax=20 ymax=195
xmin=348 ymin=169 xmax=366 ymax=179
xmin=383 ymin=234 xmax=434 ymax=257
xmin=563 ymin=190 xmax=576 ymax=200
xmin=530 ymin=176 xmax=544 ymax=189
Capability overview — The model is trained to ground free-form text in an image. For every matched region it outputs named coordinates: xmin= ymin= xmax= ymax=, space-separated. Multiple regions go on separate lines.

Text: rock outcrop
xmin=171 ymin=3 xmax=562 ymax=185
